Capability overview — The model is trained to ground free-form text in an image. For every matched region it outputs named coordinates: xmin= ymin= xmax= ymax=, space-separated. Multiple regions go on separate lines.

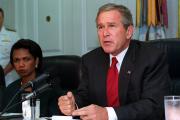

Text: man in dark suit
xmin=58 ymin=3 xmax=170 ymax=120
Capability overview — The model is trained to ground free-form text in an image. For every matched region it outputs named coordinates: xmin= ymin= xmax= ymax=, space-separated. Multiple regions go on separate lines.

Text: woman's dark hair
xmin=10 ymin=39 xmax=43 ymax=72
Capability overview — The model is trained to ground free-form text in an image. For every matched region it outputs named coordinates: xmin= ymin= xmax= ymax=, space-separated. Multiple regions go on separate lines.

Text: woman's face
xmin=12 ymin=48 xmax=38 ymax=78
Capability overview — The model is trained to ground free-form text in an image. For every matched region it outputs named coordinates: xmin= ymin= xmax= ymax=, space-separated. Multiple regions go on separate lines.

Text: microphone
xmin=21 ymin=83 xmax=52 ymax=102
xmin=0 ymin=83 xmax=52 ymax=116
xmin=19 ymin=73 xmax=50 ymax=92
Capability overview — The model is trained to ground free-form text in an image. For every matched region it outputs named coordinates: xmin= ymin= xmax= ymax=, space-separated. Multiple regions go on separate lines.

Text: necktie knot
xmin=111 ymin=57 xmax=118 ymax=68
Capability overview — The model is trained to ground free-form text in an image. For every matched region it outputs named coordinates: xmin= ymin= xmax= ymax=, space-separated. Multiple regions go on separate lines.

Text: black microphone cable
xmin=0 ymin=101 xmax=22 ymax=117
xmin=0 ymin=89 xmax=21 ymax=116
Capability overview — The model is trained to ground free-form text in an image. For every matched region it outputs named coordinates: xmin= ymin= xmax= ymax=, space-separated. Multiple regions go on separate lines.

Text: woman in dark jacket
xmin=1 ymin=39 xmax=58 ymax=117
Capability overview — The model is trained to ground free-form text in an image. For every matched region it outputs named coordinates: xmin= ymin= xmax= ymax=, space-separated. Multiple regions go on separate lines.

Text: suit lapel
xmin=119 ymin=41 xmax=136 ymax=105
xmin=100 ymin=52 xmax=109 ymax=105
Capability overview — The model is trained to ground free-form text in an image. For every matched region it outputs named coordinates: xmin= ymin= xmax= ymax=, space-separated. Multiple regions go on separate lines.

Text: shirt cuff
xmin=106 ymin=107 xmax=118 ymax=120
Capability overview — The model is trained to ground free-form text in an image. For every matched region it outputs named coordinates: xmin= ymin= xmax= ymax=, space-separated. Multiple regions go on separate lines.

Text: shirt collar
xmin=110 ymin=47 xmax=129 ymax=64
xmin=109 ymin=47 xmax=129 ymax=72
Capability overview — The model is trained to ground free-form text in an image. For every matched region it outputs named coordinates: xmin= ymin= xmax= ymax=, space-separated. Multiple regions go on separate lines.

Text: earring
xmin=35 ymin=64 xmax=38 ymax=68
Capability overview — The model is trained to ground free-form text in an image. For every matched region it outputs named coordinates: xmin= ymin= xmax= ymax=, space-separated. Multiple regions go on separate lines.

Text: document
xmin=52 ymin=115 xmax=80 ymax=120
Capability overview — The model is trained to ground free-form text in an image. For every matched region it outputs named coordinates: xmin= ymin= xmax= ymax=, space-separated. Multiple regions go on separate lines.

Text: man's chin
xmin=103 ymin=48 xmax=114 ymax=54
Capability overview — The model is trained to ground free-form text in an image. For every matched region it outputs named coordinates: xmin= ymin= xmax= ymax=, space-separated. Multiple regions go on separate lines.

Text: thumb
xmin=67 ymin=91 xmax=76 ymax=109
xmin=67 ymin=91 xmax=74 ymax=100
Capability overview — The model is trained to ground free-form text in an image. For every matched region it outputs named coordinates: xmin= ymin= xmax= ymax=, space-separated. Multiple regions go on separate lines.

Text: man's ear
xmin=126 ymin=25 xmax=134 ymax=39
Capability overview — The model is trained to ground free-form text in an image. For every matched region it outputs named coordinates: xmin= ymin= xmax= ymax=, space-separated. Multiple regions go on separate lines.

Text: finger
xmin=58 ymin=96 xmax=65 ymax=108
xmin=62 ymin=108 xmax=73 ymax=115
xmin=59 ymin=95 xmax=72 ymax=104
xmin=72 ymin=107 xmax=88 ymax=116
xmin=58 ymin=95 xmax=69 ymax=103
xmin=67 ymin=92 xmax=76 ymax=108
xmin=58 ymin=96 xmax=72 ymax=110
xmin=60 ymin=104 xmax=74 ymax=115
xmin=80 ymin=115 xmax=91 ymax=120
xmin=67 ymin=91 xmax=74 ymax=99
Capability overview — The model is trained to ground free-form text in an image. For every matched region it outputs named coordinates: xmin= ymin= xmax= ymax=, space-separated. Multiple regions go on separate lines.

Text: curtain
xmin=134 ymin=0 xmax=168 ymax=41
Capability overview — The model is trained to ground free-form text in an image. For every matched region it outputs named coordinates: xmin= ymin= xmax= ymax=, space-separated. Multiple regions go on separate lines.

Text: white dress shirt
xmin=0 ymin=26 xmax=19 ymax=86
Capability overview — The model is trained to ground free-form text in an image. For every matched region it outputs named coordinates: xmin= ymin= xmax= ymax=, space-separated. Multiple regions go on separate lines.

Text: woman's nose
xmin=19 ymin=60 xmax=25 ymax=67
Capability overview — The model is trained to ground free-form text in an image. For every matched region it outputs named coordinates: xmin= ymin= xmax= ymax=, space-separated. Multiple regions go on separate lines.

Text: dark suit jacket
xmin=75 ymin=40 xmax=170 ymax=120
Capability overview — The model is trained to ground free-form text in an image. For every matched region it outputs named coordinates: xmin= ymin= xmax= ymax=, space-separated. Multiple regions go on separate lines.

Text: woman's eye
xmin=13 ymin=59 xmax=19 ymax=63
xmin=24 ymin=57 xmax=31 ymax=62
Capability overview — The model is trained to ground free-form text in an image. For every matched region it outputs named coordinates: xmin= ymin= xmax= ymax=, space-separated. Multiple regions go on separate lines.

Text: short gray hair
xmin=96 ymin=3 xmax=133 ymax=29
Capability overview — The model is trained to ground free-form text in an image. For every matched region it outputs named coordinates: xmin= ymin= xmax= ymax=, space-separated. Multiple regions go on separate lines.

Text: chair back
xmin=146 ymin=38 xmax=180 ymax=95
xmin=41 ymin=55 xmax=81 ymax=91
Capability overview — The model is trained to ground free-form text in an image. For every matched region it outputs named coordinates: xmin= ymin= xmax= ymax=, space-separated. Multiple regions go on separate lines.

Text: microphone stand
xmin=0 ymin=83 xmax=51 ymax=119
xmin=22 ymin=83 xmax=51 ymax=119
xmin=30 ymin=97 xmax=36 ymax=120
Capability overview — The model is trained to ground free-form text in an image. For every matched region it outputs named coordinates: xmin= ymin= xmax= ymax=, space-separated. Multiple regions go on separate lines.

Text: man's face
xmin=0 ymin=12 xmax=4 ymax=30
xmin=97 ymin=10 xmax=133 ymax=56
xmin=12 ymin=48 xmax=38 ymax=78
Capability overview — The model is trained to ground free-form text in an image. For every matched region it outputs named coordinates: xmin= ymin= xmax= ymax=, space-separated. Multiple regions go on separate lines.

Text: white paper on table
xmin=52 ymin=115 xmax=79 ymax=120
xmin=0 ymin=113 xmax=22 ymax=116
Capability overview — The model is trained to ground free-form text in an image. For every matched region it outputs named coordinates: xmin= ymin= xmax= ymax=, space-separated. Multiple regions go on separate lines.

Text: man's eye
xmin=98 ymin=27 xmax=102 ymax=29
xmin=109 ymin=24 xmax=115 ymax=27
xmin=97 ymin=26 xmax=103 ymax=30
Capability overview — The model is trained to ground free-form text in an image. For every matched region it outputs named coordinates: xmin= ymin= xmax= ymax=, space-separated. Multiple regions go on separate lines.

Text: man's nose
xmin=103 ymin=27 xmax=110 ymax=37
